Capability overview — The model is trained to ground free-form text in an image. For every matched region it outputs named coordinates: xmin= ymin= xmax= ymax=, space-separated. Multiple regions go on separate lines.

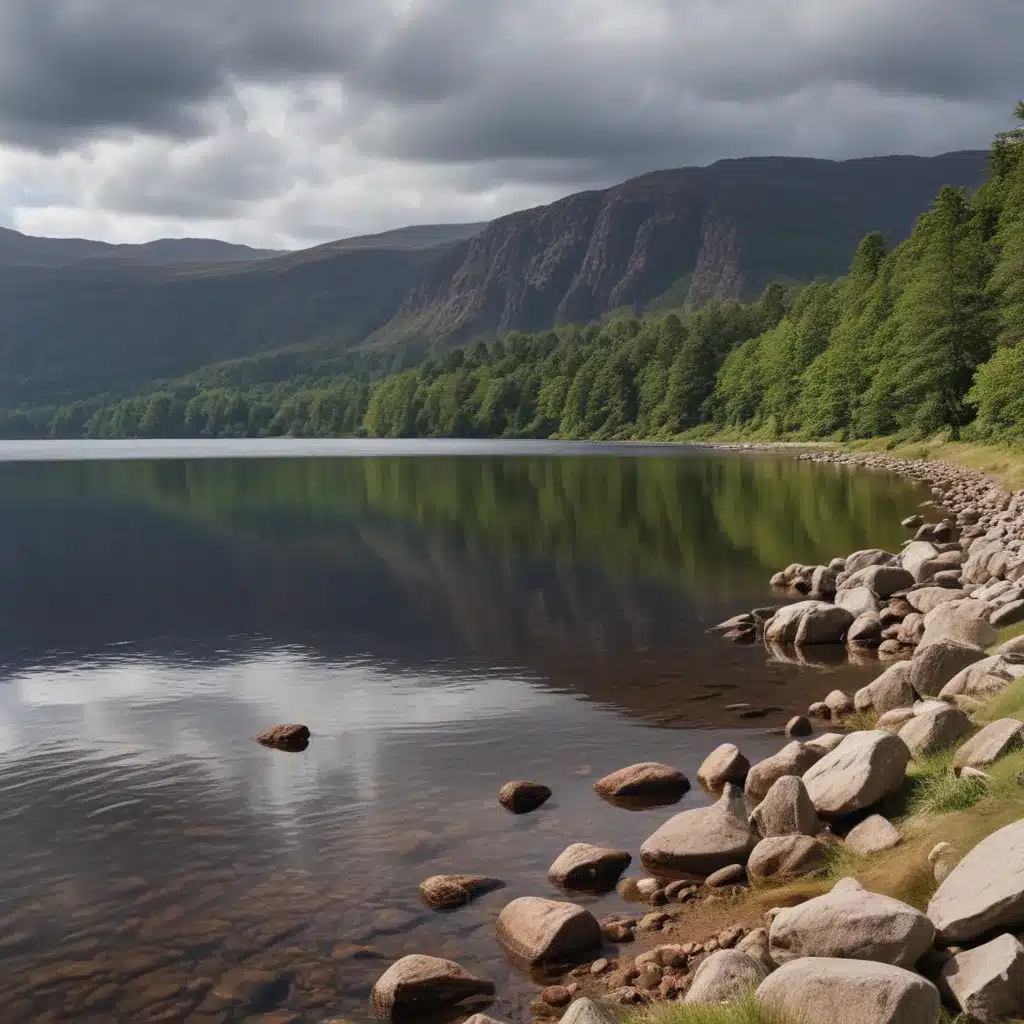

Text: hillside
xmin=0 ymin=226 xmax=281 ymax=268
xmin=0 ymin=152 xmax=988 ymax=411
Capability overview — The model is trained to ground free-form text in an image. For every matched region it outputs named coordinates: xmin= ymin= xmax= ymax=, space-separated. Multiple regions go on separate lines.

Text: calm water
xmin=0 ymin=441 xmax=930 ymax=1023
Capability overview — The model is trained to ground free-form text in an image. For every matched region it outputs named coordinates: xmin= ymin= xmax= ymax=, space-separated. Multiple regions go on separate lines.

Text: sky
xmin=0 ymin=0 xmax=1019 ymax=250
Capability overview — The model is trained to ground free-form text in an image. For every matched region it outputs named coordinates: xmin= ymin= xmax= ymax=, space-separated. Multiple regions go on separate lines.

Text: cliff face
xmin=374 ymin=151 xmax=990 ymax=347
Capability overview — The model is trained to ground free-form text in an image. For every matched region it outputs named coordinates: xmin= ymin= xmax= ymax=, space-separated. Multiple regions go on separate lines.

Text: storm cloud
xmin=0 ymin=0 xmax=1018 ymax=247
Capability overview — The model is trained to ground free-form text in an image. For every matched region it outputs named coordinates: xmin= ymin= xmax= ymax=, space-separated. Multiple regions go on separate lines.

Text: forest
xmin=6 ymin=106 xmax=1023 ymax=445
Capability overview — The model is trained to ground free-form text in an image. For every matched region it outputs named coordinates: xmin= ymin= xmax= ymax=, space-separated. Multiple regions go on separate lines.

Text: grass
xmin=976 ymin=676 xmax=1024 ymax=724
xmin=637 ymin=995 xmax=796 ymax=1024
xmin=903 ymin=748 xmax=989 ymax=817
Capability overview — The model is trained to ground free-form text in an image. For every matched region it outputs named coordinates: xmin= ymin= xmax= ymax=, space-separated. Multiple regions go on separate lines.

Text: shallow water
xmin=0 ymin=441 xmax=929 ymax=1022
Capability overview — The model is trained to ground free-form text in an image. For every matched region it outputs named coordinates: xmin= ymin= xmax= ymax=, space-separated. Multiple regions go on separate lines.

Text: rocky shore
xmin=365 ymin=447 xmax=1024 ymax=1024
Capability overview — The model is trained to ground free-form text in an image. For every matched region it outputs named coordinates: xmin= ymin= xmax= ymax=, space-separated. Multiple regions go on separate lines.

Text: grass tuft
xmin=976 ymin=678 xmax=1024 ymax=725
xmin=636 ymin=995 xmax=797 ymax=1024
xmin=904 ymin=749 xmax=989 ymax=817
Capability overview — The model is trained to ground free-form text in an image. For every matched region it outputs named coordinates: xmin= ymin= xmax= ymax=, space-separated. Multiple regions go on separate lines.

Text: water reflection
xmin=0 ymin=445 xmax=930 ymax=1022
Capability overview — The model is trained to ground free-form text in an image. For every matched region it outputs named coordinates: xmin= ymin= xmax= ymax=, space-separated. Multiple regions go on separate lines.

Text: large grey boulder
xmin=919 ymin=599 xmax=997 ymax=649
xmin=940 ymin=653 xmax=1024 ymax=701
xmin=840 ymin=564 xmax=915 ymax=599
xmin=697 ymin=743 xmax=750 ymax=791
xmin=495 ymin=897 xmax=601 ymax=964
xmin=928 ymin=819 xmax=1024 ymax=942
xmin=756 ymin=958 xmax=940 ymax=1024
xmin=736 ymin=928 xmax=774 ymax=974
xmin=803 ymin=730 xmax=910 ymax=817
xmin=846 ymin=549 xmax=898 ymax=575
xmin=557 ymin=999 xmax=618 ymax=1024
xmin=804 ymin=733 xmax=846 ymax=757
xmin=640 ymin=783 xmax=754 ymax=879
xmin=684 ymin=949 xmax=767 ymax=1004
xmin=897 ymin=703 xmax=972 ymax=758
xmin=953 ymin=719 xmax=1024 ymax=775
xmin=835 ymin=587 xmax=880 ymax=620
xmin=844 ymin=815 xmax=901 ymax=856
xmin=940 ymin=932 xmax=1024 ymax=1023
xmin=745 ymin=742 xmax=824 ymax=801
xmin=908 ymin=639 xmax=987 ymax=698
xmin=992 ymin=600 xmax=1024 ymax=629
xmin=750 ymin=776 xmax=821 ymax=839
xmin=748 ymin=835 xmax=828 ymax=882
xmin=824 ymin=690 xmax=855 ymax=718
xmin=548 ymin=844 xmax=631 ymax=891
xmin=1000 ymin=634 xmax=1024 ymax=657
xmin=906 ymin=586 xmax=967 ymax=615
xmin=876 ymin=707 xmax=916 ymax=733
xmin=854 ymin=661 xmax=915 ymax=714
xmin=371 ymin=955 xmax=495 ymax=1017
xmin=764 ymin=601 xmax=855 ymax=645
xmin=769 ymin=878 xmax=934 ymax=967
xmin=847 ymin=612 xmax=882 ymax=647
xmin=902 ymin=540 xmax=941 ymax=582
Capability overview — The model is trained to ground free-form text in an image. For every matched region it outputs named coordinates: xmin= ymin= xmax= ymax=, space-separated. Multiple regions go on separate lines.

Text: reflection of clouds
xmin=0 ymin=649 xmax=562 ymax=816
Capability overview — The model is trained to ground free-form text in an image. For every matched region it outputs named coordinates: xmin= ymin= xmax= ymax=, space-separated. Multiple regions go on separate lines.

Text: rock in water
xmin=928 ymin=819 xmax=1024 ymax=942
xmin=953 ymin=718 xmax=1024 ymax=774
xmin=498 ymin=781 xmax=551 ymax=814
xmin=419 ymin=875 xmax=503 ymax=910
xmin=750 ymin=776 xmax=820 ymax=839
xmin=747 ymin=835 xmax=828 ymax=882
xmin=802 ymin=730 xmax=910 ymax=817
xmin=764 ymin=601 xmax=854 ymax=645
xmin=548 ymin=844 xmax=632 ymax=891
xmin=756 ymin=957 xmax=939 ymax=1024
xmin=844 ymin=815 xmax=900 ymax=856
xmin=785 ymin=716 xmax=812 ymax=738
xmin=769 ymin=878 xmax=934 ymax=968
xmin=640 ymin=783 xmax=754 ymax=879
xmin=684 ymin=950 xmax=767 ymax=1004
xmin=371 ymin=955 xmax=494 ymax=1018
xmin=940 ymin=933 xmax=1024 ymax=1023
xmin=495 ymin=897 xmax=601 ymax=965
xmin=593 ymin=763 xmax=690 ymax=801
xmin=697 ymin=743 xmax=750 ymax=791
xmin=254 ymin=723 xmax=310 ymax=750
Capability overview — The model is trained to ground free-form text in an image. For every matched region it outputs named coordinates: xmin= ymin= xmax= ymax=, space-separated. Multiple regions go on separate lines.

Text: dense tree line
xmin=5 ymin=107 xmax=1023 ymax=445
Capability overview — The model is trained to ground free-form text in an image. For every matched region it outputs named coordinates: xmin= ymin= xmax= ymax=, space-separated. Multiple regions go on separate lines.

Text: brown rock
xmin=785 ymin=716 xmax=813 ymax=738
xmin=548 ymin=844 xmax=631 ymax=891
xmin=594 ymin=762 xmax=689 ymax=801
xmin=496 ymin=898 xmax=601 ymax=965
xmin=706 ymin=864 xmax=747 ymax=888
xmin=253 ymin=724 xmax=310 ymax=750
xmin=540 ymin=986 xmax=571 ymax=1007
xmin=498 ymin=781 xmax=551 ymax=814
xmin=697 ymin=743 xmax=750 ymax=791
xmin=745 ymin=742 xmax=823 ymax=801
xmin=747 ymin=835 xmax=828 ymax=882
xmin=370 ymin=955 xmax=494 ymax=1018
xmin=419 ymin=875 xmax=503 ymax=910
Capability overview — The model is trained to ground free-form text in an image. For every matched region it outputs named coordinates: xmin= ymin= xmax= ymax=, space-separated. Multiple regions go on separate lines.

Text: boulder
xmin=928 ymin=820 xmax=1024 ymax=942
xmin=902 ymin=540 xmax=941 ymax=581
xmin=992 ymin=602 xmax=1024 ymax=630
xmin=808 ymin=701 xmax=831 ymax=719
xmin=928 ymin=842 xmax=960 ymax=885
xmin=419 ymin=875 xmax=503 ymax=910
xmin=769 ymin=878 xmax=935 ymax=967
xmin=711 ymin=613 xmax=756 ymax=633
xmin=811 ymin=565 xmax=838 ymax=599
xmin=902 ymin=515 xmax=923 ymax=528
xmin=557 ymin=998 xmax=618 ymax=1024
xmin=548 ymin=844 xmax=631 ymax=891
xmin=854 ymin=662 xmax=915 ymax=714
xmin=697 ymin=743 xmax=750 ymax=791
xmin=940 ymin=932 xmax=1024 ymax=1023
xmin=371 ymin=955 xmax=495 ymax=1017
xmin=840 ymin=565 xmax=915 ymax=599
xmin=756 ymin=958 xmax=939 ymax=1024
xmin=953 ymin=719 xmax=1024 ymax=774
xmin=897 ymin=704 xmax=972 ymax=758
xmin=824 ymin=690 xmax=855 ymax=718
xmin=593 ymin=763 xmax=689 ymax=801
xmin=1000 ymin=634 xmax=1024 ymax=657
xmin=785 ymin=716 xmax=812 ymax=738
xmin=847 ymin=612 xmax=882 ymax=647
xmin=254 ymin=723 xmax=310 ymax=750
xmin=844 ymin=815 xmax=901 ymax=856
xmin=845 ymin=549 xmax=897 ymax=575
xmin=498 ymin=781 xmax=551 ymax=814
xmin=684 ymin=950 xmax=767 ymax=1004
xmin=835 ymin=587 xmax=880 ymax=620
xmin=495 ymin=898 xmax=601 ymax=965
xmin=747 ymin=835 xmax=829 ymax=882
xmin=908 ymin=639 xmax=987 ymax=698
xmin=764 ymin=601 xmax=855 ymax=645
xmin=906 ymin=586 xmax=965 ymax=615
xmin=803 ymin=730 xmax=910 ymax=817
xmin=736 ymin=928 xmax=774 ymax=974
xmin=706 ymin=863 xmax=747 ymax=888
xmin=940 ymin=653 xmax=1024 ymax=701
xmin=876 ymin=707 xmax=916 ymax=733
xmin=750 ymin=776 xmax=821 ymax=839
xmin=919 ymin=599 xmax=997 ymax=649
xmin=804 ymin=733 xmax=846 ymax=757
xmin=745 ymin=742 xmax=824 ymax=801
xmin=898 ymin=612 xmax=926 ymax=645
xmin=640 ymin=784 xmax=754 ymax=879
xmin=917 ymin=550 xmax=966 ymax=583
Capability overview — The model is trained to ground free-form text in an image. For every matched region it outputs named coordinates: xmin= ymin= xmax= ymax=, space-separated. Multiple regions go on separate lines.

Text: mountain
xmin=0 ymin=226 xmax=282 ymax=268
xmin=0 ymin=153 xmax=989 ymax=410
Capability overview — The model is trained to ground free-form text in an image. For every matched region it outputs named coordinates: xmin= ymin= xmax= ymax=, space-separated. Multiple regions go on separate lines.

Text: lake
xmin=0 ymin=440 xmax=930 ymax=1023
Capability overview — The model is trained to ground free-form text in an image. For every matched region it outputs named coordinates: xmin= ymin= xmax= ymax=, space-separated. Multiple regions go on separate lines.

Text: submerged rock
xmin=419 ymin=875 xmax=503 ymax=910
xmin=498 ymin=781 xmax=551 ymax=814
xmin=594 ymin=763 xmax=689 ymax=801
xmin=253 ymin=723 xmax=310 ymax=750
xmin=371 ymin=955 xmax=494 ymax=1018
